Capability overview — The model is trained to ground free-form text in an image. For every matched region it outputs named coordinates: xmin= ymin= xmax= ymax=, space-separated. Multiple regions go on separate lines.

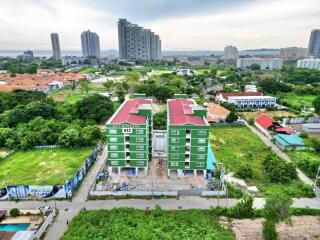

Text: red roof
xmin=168 ymin=98 xmax=206 ymax=126
xmin=221 ymin=92 xmax=262 ymax=99
xmin=275 ymin=127 xmax=293 ymax=135
xmin=255 ymin=114 xmax=274 ymax=129
xmin=111 ymin=98 xmax=152 ymax=124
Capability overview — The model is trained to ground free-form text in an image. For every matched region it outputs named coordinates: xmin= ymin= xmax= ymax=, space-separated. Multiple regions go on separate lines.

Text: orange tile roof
xmin=207 ymin=102 xmax=230 ymax=122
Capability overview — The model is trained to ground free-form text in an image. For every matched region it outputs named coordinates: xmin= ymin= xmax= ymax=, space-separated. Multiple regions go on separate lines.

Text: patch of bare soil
xmin=230 ymin=216 xmax=320 ymax=240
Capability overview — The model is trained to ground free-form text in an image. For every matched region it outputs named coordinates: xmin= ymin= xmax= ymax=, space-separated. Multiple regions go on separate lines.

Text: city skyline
xmin=0 ymin=0 xmax=320 ymax=51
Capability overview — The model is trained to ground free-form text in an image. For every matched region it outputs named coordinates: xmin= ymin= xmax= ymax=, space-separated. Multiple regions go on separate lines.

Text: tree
xmin=0 ymin=128 xmax=12 ymax=147
xmin=115 ymin=89 xmax=125 ymax=103
xmin=258 ymin=78 xmax=291 ymax=94
xmin=153 ymin=111 xmax=167 ymax=130
xmin=103 ymin=80 xmax=114 ymax=91
xmin=313 ymin=95 xmax=320 ymax=113
xmin=59 ymin=127 xmax=81 ymax=147
xmin=10 ymin=208 xmax=20 ymax=217
xmin=10 ymin=72 xmax=16 ymax=77
xmin=154 ymin=85 xmax=176 ymax=103
xmin=310 ymin=138 xmax=320 ymax=153
xmin=263 ymin=193 xmax=293 ymax=240
xmin=250 ymin=63 xmax=261 ymax=70
xmin=79 ymin=80 xmax=90 ymax=93
xmin=236 ymin=163 xmax=253 ymax=179
xmin=226 ymin=111 xmax=238 ymax=123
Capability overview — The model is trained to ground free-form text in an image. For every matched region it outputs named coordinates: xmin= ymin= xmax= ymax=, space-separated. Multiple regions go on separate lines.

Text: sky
xmin=0 ymin=0 xmax=319 ymax=51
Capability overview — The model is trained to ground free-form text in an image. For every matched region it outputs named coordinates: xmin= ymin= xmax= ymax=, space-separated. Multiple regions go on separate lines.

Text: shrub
xmin=10 ymin=208 xmax=20 ymax=217
xmin=236 ymin=163 xmax=253 ymax=179
xmin=262 ymin=220 xmax=277 ymax=240
xmin=299 ymin=133 xmax=308 ymax=138
xmin=248 ymin=117 xmax=254 ymax=125
xmin=227 ymin=195 xmax=254 ymax=218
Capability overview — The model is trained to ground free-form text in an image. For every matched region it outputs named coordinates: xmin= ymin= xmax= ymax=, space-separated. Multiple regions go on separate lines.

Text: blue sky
xmin=0 ymin=0 xmax=319 ymax=50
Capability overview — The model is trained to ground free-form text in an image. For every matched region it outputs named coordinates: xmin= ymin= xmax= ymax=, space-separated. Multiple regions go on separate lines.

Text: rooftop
xmin=228 ymin=96 xmax=275 ymax=100
xmin=207 ymin=102 xmax=230 ymax=122
xmin=220 ymin=92 xmax=262 ymax=99
xmin=168 ymin=98 xmax=208 ymax=126
xmin=275 ymin=134 xmax=304 ymax=146
xmin=108 ymin=98 xmax=152 ymax=125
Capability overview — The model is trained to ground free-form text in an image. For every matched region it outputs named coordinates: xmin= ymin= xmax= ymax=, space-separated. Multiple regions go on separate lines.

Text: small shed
xmin=274 ymin=134 xmax=305 ymax=150
xmin=302 ymin=123 xmax=320 ymax=133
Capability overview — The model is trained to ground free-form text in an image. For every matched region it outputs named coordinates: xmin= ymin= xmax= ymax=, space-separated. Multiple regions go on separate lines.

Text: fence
xmin=90 ymin=190 xmax=178 ymax=197
xmin=282 ymin=116 xmax=320 ymax=124
xmin=211 ymin=121 xmax=245 ymax=127
xmin=33 ymin=209 xmax=56 ymax=240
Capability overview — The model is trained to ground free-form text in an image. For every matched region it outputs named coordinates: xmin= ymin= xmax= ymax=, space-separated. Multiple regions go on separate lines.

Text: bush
xmin=299 ymin=133 xmax=308 ymax=138
xmin=248 ymin=117 xmax=254 ymax=125
xmin=10 ymin=208 xmax=20 ymax=217
xmin=227 ymin=195 xmax=254 ymax=218
xmin=236 ymin=163 xmax=253 ymax=179
xmin=262 ymin=220 xmax=277 ymax=240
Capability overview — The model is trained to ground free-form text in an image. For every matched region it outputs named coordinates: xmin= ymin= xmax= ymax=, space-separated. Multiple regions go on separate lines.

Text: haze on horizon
xmin=0 ymin=0 xmax=319 ymax=51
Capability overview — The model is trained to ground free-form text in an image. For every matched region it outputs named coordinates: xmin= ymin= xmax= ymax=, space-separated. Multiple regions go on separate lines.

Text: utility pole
xmin=314 ymin=165 xmax=320 ymax=191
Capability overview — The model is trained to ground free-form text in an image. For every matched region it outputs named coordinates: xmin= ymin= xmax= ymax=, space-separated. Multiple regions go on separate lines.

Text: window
xmin=171 ymin=138 xmax=179 ymax=144
xmin=136 ymin=145 xmax=144 ymax=151
xmin=171 ymin=161 xmax=179 ymax=167
xmin=171 ymin=146 xmax=179 ymax=151
xmin=198 ymin=146 xmax=205 ymax=152
xmin=110 ymin=137 xmax=117 ymax=143
xmin=110 ymin=153 xmax=119 ymax=158
xmin=197 ymin=154 xmax=205 ymax=160
xmin=198 ymin=130 xmax=206 ymax=136
xmin=136 ymin=137 xmax=144 ymax=143
xmin=109 ymin=129 xmax=117 ymax=134
xmin=136 ymin=129 xmax=144 ymax=135
xmin=198 ymin=138 xmax=206 ymax=144
xmin=136 ymin=160 xmax=145 ymax=166
xmin=110 ymin=145 xmax=118 ymax=151
xmin=172 ymin=154 xmax=179 ymax=159
xmin=171 ymin=130 xmax=179 ymax=135
xmin=136 ymin=153 xmax=144 ymax=159
xmin=197 ymin=162 xmax=204 ymax=167
xmin=111 ymin=160 xmax=119 ymax=165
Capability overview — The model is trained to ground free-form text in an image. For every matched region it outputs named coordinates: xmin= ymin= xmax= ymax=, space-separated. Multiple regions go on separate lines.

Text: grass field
xmin=0 ymin=148 xmax=92 ymax=186
xmin=276 ymin=93 xmax=316 ymax=109
xmin=210 ymin=126 xmax=314 ymax=197
xmin=61 ymin=208 xmax=235 ymax=240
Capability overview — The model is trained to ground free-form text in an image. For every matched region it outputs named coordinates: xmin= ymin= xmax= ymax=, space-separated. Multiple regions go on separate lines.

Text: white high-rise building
xmin=307 ymin=29 xmax=320 ymax=57
xmin=118 ymin=19 xmax=161 ymax=61
xmin=223 ymin=45 xmax=238 ymax=60
xmin=81 ymin=30 xmax=100 ymax=58
xmin=236 ymin=58 xmax=283 ymax=70
xmin=280 ymin=47 xmax=307 ymax=61
xmin=50 ymin=33 xmax=61 ymax=60
xmin=297 ymin=58 xmax=320 ymax=70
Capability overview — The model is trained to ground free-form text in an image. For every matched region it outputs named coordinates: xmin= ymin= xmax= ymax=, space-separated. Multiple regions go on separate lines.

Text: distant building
xmin=176 ymin=69 xmax=194 ymax=76
xmin=223 ymin=45 xmax=238 ymax=60
xmin=50 ymin=33 xmax=62 ymax=60
xmin=118 ymin=18 xmax=161 ymax=61
xmin=280 ymin=47 xmax=307 ymax=61
xmin=302 ymin=123 xmax=320 ymax=133
xmin=244 ymin=85 xmax=258 ymax=92
xmin=255 ymin=114 xmax=292 ymax=138
xmin=307 ymin=29 xmax=320 ymax=57
xmin=227 ymin=96 xmax=276 ymax=109
xmin=215 ymin=92 xmax=262 ymax=103
xmin=297 ymin=58 xmax=320 ymax=71
xmin=81 ymin=30 xmax=100 ymax=58
xmin=20 ymin=50 xmax=34 ymax=61
xmin=236 ymin=58 xmax=283 ymax=70
xmin=48 ymin=81 xmax=64 ymax=90
xmin=206 ymin=102 xmax=230 ymax=123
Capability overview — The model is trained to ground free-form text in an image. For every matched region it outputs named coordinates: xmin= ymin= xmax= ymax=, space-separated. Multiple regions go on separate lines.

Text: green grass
xmin=0 ymin=148 xmax=92 ymax=186
xmin=79 ymin=67 xmax=101 ymax=74
xmin=276 ymin=93 xmax=316 ymax=109
xmin=210 ymin=126 xmax=314 ymax=197
xmin=61 ymin=208 xmax=235 ymax=240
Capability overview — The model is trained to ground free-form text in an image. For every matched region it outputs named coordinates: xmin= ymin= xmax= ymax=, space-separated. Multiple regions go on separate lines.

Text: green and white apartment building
xmin=106 ymin=97 xmax=152 ymax=175
xmin=167 ymin=94 xmax=215 ymax=177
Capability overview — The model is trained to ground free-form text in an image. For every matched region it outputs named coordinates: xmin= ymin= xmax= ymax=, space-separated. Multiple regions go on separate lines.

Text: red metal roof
xmin=221 ymin=92 xmax=262 ymax=99
xmin=275 ymin=127 xmax=293 ymax=135
xmin=255 ymin=114 xmax=274 ymax=129
xmin=168 ymin=98 xmax=206 ymax=126
xmin=111 ymin=98 xmax=151 ymax=124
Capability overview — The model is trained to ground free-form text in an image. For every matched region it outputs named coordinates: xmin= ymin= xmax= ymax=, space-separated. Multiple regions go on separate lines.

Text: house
xmin=176 ymin=69 xmax=194 ymax=76
xmin=245 ymin=85 xmax=258 ymax=92
xmin=48 ymin=81 xmax=64 ymax=90
xmin=302 ymin=123 xmax=320 ymax=133
xmin=255 ymin=114 xmax=292 ymax=137
xmin=167 ymin=94 xmax=216 ymax=177
xmin=215 ymin=92 xmax=262 ymax=102
xmin=274 ymin=134 xmax=305 ymax=150
xmin=207 ymin=102 xmax=230 ymax=123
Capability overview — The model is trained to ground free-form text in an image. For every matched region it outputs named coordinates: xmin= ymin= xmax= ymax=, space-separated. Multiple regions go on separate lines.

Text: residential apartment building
xmin=215 ymin=92 xmax=262 ymax=103
xmin=81 ymin=30 xmax=100 ymax=58
xmin=307 ymin=29 xmax=320 ymax=57
xmin=227 ymin=96 xmax=276 ymax=109
xmin=223 ymin=45 xmax=238 ymax=60
xmin=297 ymin=58 xmax=320 ymax=71
xmin=167 ymin=95 xmax=211 ymax=177
xmin=280 ymin=47 xmax=307 ymax=61
xmin=118 ymin=18 xmax=161 ymax=61
xmin=236 ymin=58 xmax=283 ymax=70
xmin=106 ymin=98 xmax=153 ymax=175
xmin=50 ymin=33 xmax=62 ymax=60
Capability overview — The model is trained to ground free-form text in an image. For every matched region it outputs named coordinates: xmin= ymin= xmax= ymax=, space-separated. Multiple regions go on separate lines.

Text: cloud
xmin=0 ymin=0 xmax=319 ymax=50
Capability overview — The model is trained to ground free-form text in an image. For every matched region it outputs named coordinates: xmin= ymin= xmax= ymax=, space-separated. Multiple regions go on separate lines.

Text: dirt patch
xmin=241 ymin=110 xmax=297 ymax=121
xmin=230 ymin=216 xmax=320 ymax=240
xmin=52 ymin=94 xmax=66 ymax=102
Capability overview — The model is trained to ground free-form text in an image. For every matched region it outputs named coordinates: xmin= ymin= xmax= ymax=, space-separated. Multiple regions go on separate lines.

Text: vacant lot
xmin=61 ymin=208 xmax=235 ymax=240
xmin=241 ymin=110 xmax=297 ymax=121
xmin=210 ymin=126 xmax=313 ymax=197
xmin=0 ymin=148 xmax=92 ymax=186
xmin=277 ymin=93 xmax=316 ymax=109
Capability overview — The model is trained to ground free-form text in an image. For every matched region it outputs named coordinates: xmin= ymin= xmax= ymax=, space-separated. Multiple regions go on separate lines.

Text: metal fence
xmin=282 ymin=116 xmax=320 ymax=124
